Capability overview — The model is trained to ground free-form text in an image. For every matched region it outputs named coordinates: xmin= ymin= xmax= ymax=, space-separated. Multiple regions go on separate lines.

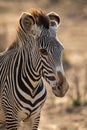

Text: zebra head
xmin=19 ymin=9 xmax=69 ymax=97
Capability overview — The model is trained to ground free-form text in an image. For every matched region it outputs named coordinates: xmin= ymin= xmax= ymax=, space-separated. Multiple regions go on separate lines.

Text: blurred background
xmin=0 ymin=0 xmax=87 ymax=130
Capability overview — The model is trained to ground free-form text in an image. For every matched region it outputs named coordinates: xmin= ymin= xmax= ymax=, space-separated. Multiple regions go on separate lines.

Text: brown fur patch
xmin=29 ymin=9 xmax=50 ymax=29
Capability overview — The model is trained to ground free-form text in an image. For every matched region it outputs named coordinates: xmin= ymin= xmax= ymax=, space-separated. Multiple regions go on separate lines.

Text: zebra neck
xmin=19 ymin=47 xmax=41 ymax=90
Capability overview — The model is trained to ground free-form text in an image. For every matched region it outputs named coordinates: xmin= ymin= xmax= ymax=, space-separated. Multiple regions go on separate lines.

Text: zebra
xmin=0 ymin=9 xmax=69 ymax=130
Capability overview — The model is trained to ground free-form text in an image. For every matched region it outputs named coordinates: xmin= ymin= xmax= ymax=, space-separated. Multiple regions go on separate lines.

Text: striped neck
xmin=18 ymin=45 xmax=41 ymax=91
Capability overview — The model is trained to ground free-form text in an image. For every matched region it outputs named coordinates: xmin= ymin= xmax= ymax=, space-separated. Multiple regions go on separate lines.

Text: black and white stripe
xmin=0 ymin=13 xmax=64 ymax=130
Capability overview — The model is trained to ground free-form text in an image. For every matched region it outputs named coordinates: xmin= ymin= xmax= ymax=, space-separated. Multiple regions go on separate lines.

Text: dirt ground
xmin=0 ymin=0 xmax=87 ymax=130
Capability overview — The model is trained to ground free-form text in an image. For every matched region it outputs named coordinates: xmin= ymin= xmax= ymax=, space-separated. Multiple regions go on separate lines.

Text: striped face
xmin=36 ymin=28 xmax=69 ymax=97
xmin=19 ymin=10 xmax=69 ymax=97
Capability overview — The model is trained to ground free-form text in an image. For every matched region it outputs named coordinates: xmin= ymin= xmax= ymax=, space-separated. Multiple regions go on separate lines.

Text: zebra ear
xmin=47 ymin=12 xmax=60 ymax=33
xmin=47 ymin=12 xmax=60 ymax=28
xmin=19 ymin=12 xmax=35 ymax=32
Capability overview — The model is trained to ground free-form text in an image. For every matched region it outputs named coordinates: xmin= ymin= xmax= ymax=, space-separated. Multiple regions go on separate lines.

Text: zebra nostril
xmin=57 ymin=85 xmax=62 ymax=90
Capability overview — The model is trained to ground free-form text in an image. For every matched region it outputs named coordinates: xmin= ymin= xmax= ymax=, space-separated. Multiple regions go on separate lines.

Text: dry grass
xmin=0 ymin=0 xmax=87 ymax=130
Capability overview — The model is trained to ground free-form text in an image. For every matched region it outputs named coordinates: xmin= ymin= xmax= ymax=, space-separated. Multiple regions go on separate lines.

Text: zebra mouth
xmin=52 ymin=89 xmax=66 ymax=97
xmin=52 ymin=87 xmax=66 ymax=97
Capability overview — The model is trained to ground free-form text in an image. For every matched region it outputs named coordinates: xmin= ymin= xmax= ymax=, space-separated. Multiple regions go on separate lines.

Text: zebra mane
xmin=29 ymin=9 xmax=50 ymax=29
xmin=7 ymin=40 xmax=19 ymax=51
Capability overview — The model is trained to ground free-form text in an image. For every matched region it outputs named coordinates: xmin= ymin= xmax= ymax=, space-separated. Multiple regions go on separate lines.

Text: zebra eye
xmin=40 ymin=49 xmax=48 ymax=55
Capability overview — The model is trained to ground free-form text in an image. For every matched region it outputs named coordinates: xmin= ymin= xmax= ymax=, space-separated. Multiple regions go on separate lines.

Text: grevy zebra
xmin=0 ymin=9 xmax=69 ymax=130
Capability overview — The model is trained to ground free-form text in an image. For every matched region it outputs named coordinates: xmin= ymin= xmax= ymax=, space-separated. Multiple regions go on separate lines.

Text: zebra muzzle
xmin=52 ymin=71 xmax=69 ymax=97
